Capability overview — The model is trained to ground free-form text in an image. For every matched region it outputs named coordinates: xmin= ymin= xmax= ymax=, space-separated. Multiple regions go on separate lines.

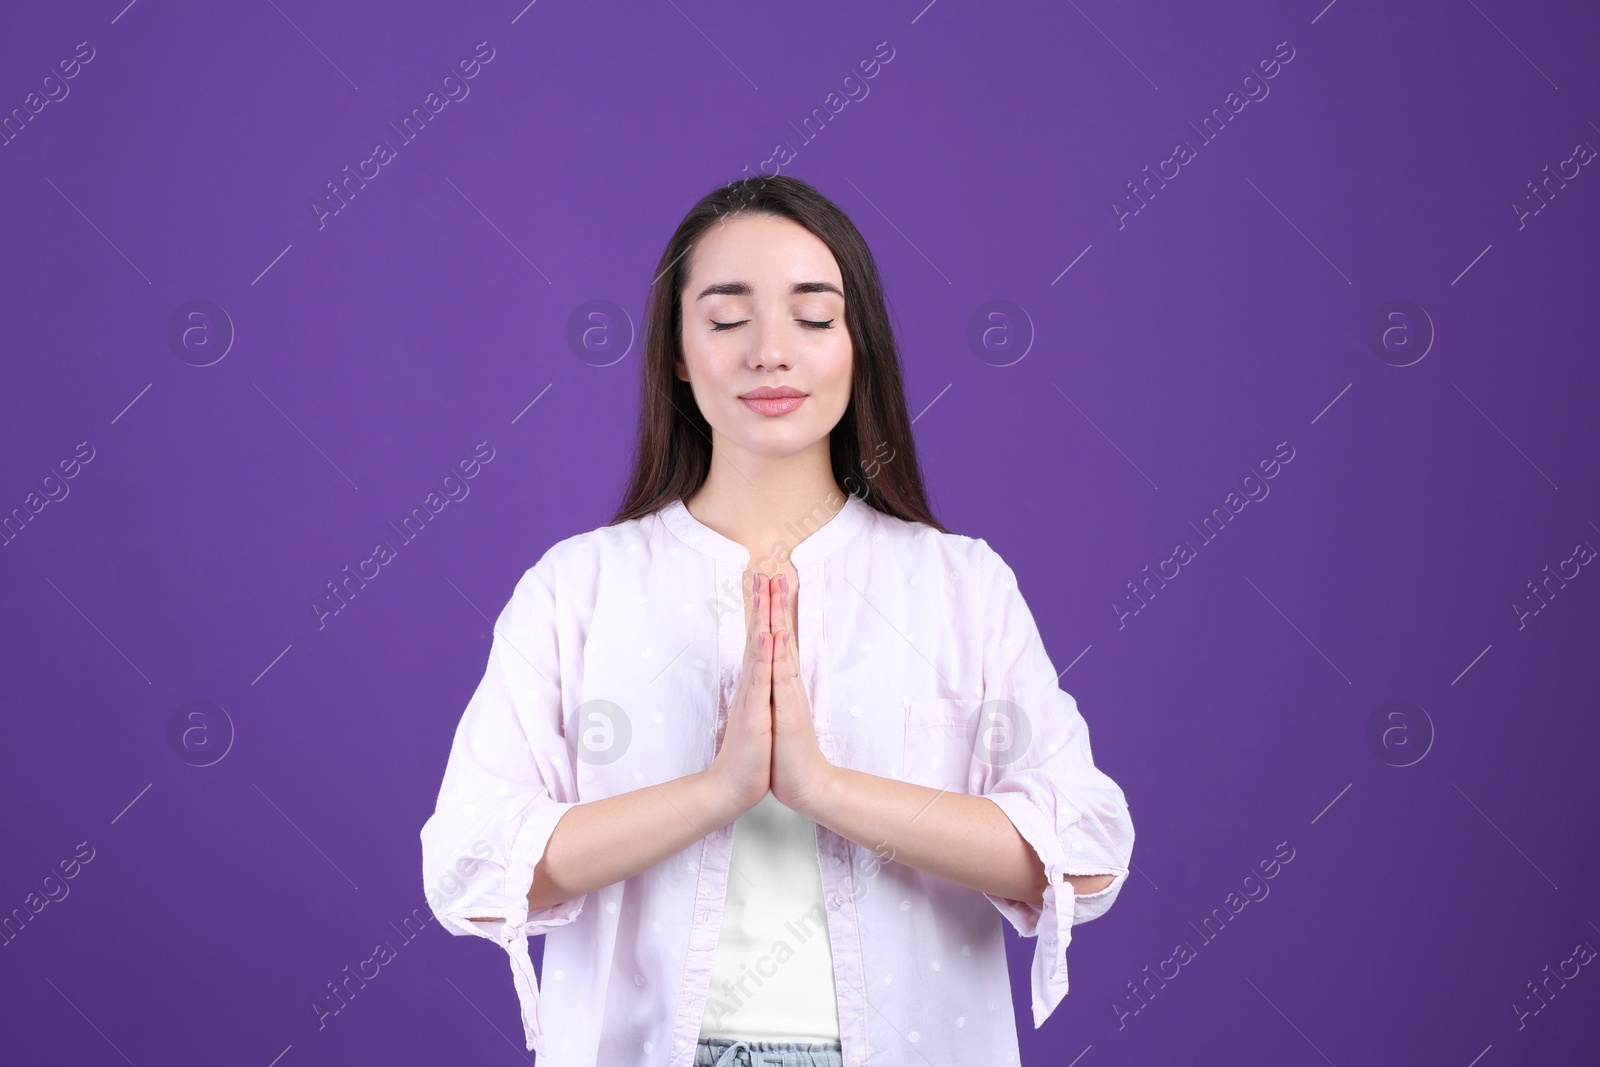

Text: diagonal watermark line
xmin=252 ymin=644 xmax=294 ymax=686
xmin=445 ymin=975 xmax=536 ymax=1060
xmin=910 ymin=383 xmax=951 ymax=425
xmin=264 ymin=0 xmax=359 ymax=90
xmin=1451 ymin=382 xmax=1558 ymax=489
xmin=443 ymin=576 xmax=554 ymax=688
xmin=46 ymin=177 xmax=151 ymax=284
xmin=648 ymin=641 xmax=693 ymax=684
xmin=1451 ymin=643 xmax=1492 ymax=686
xmin=252 ymin=382 xmax=361 ymax=490
xmin=1244 ymin=575 xmax=1351 ymax=684
xmin=653 ymin=381 xmax=760 ymax=489
xmin=1464 ymin=0 xmax=1557 ymax=89
xmin=252 ymin=243 xmax=293 ymax=285
xmin=662 ymin=0 xmax=758 ymax=89
xmin=254 ymin=781 xmax=361 ymax=889
xmin=1311 ymin=782 xmax=1351 ymax=825
xmin=1451 ymin=243 xmax=1492 ymax=285
xmin=44 ymin=576 xmax=151 ymax=683
xmin=45 ymin=978 xmax=138 ymax=1066
xmin=1051 ymin=243 xmax=1093 ymax=285
xmin=864 ymin=993 xmax=940 ymax=1066
xmin=1244 ymin=975 xmax=1337 ymax=1064
xmin=1051 ymin=382 xmax=1159 ymax=489
xmin=518 ymin=379 xmax=563 ymax=422
xmin=1452 ymin=781 xmax=1558 ymax=889
xmin=1245 ymin=176 xmax=1351 ymax=285
xmin=445 ymin=177 xmax=552 ymax=283
xmin=841 ymin=175 xmax=951 ymax=284
xmin=1066 ymin=0 xmax=1158 ymax=88
xmin=112 ymin=783 xmax=153 ymax=825
xmin=650 ymin=243 xmax=695 ymax=290
xmin=1056 ymin=643 xmax=1091 ymax=678
xmin=1311 ymin=383 xmax=1351 ymax=425
xmin=512 ymin=383 xmax=554 ymax=424
xmin=112 ymin=383 xmax=153 ymax=425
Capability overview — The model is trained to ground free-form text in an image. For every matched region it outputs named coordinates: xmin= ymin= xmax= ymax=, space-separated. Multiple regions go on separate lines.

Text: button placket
xmin=816 ymin=825 xmax=869 ymax=1066
xmin=672 ymin=556 xmax=749 ymax=1063
xmin=797 ymin=556 xmax=832 ymax=761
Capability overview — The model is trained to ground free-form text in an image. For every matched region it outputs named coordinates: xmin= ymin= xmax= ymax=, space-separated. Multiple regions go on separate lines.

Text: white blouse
xmin=419 ymin=491 xmax=1135 ymax=1067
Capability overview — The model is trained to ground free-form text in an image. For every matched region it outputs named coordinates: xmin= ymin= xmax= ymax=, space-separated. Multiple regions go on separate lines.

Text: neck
xmin=685 ymin=441 xmax=846 ymax=570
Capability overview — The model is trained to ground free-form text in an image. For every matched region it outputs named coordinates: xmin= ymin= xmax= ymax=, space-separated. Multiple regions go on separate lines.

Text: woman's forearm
xmin=470 ymin=770 xmax=744 ymax=918
xmin=799 ymin=766 xmax=1114 ymax=908
xmin=530 ymin=770 xmax=747 ymax=911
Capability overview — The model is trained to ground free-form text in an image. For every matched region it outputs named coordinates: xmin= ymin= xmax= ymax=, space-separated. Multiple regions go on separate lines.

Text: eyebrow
xmin=694 ymin=281 xmax=844 ymax=301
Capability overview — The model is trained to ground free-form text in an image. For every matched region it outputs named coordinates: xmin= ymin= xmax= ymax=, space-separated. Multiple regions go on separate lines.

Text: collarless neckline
xmin=659 ymin=491 xmax=870 ymax=567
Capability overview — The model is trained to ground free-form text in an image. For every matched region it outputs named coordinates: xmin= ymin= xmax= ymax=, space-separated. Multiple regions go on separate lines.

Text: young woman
xmin=420 ymin=175 xmax=1134 ymax=1067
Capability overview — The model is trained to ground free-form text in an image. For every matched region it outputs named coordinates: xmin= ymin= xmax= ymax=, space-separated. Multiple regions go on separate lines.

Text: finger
xmin=768 ymin=572 xmax=780 ymax=639
xmin=773 ymin=630 xmax=789 ymax=695
xmin=783 ymin=572 xmax=799 ymax=641
xmin=748 ymin=572 xmax=760 ymax=637
xmin=754 ymin=630 xmax=773 ymax=707
xmin=779 ymin=575 xmax=798 ymax=667
xmin=776 ymin=573 xmax=786 ymax=634
xmin=749 ymin=573 xmax=768 ymax=640
xmin=780 ymin=629 xmax=798 ymax=688
xmin=755 ymin=573 xmax=766 ymax=634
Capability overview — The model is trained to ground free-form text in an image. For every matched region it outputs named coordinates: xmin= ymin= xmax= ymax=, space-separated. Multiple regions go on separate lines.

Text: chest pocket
xmin=901 ymin=697 xmax=982 ymax=794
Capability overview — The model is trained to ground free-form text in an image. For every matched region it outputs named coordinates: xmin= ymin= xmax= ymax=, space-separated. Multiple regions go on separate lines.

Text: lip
xmin=740 ymin=386 xmax=806 ymax=399
xmin=740 ymin=394 xmax=807 ymax=416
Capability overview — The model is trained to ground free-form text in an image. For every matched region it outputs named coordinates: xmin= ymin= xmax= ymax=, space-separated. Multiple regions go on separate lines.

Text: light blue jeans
xmin=694 ymin=1037 xmax=844 ymax=1067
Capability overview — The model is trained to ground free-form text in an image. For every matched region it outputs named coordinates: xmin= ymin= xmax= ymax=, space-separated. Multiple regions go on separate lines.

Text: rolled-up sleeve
xmin=419 ymin=554 xmax=583 ymax=1053
xmin=970 ymin=539 xmax=1135 ymax=1029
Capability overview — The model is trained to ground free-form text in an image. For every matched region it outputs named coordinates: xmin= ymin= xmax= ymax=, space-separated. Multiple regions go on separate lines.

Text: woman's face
xmin=675 ymin=213 xmax=853 ymax=460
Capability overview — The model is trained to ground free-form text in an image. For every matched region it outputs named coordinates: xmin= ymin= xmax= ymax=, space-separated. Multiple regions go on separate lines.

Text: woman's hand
xmin=706 ymin=571 xmax=775 ymax=815
xmin=768 ymin=572 xmax=836 ymax=817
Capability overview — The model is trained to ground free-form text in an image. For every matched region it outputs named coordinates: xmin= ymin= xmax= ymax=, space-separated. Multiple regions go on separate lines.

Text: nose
xmin=748 ymin=311 xmax=792 ymax=372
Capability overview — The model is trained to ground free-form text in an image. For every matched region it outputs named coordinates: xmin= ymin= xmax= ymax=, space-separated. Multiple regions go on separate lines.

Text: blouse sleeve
xmin=418 ymin=553 xmax=584 ymax=1053
xmin=970 ymin=538 xmax=1135 ymax=1030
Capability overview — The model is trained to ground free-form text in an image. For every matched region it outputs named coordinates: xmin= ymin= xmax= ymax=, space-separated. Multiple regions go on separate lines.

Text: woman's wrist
xmin=696 ymin=768 xmax=757 ymax=827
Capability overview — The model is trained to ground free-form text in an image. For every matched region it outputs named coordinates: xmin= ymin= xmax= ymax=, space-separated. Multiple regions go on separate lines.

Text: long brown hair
xmin=607 ymin=174 xmax=949 ymax=534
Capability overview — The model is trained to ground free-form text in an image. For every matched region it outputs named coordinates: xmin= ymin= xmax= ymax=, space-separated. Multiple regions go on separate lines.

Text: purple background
xmin=3 ymin=0 xmax=1597 ymax=1063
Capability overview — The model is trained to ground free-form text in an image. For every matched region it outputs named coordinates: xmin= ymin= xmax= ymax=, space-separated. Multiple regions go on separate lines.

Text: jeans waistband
xmin=694 ymin=1037 xmax=845 ymax=1067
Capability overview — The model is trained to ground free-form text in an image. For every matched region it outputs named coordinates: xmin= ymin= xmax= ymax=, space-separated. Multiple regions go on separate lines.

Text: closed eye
xmin=710 ymin=318 xmax=836 ymax=332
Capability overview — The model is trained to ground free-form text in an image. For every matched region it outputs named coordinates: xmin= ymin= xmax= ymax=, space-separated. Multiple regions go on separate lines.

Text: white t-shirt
xmin=698 ymin=790 xmax=842 ymax=1041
